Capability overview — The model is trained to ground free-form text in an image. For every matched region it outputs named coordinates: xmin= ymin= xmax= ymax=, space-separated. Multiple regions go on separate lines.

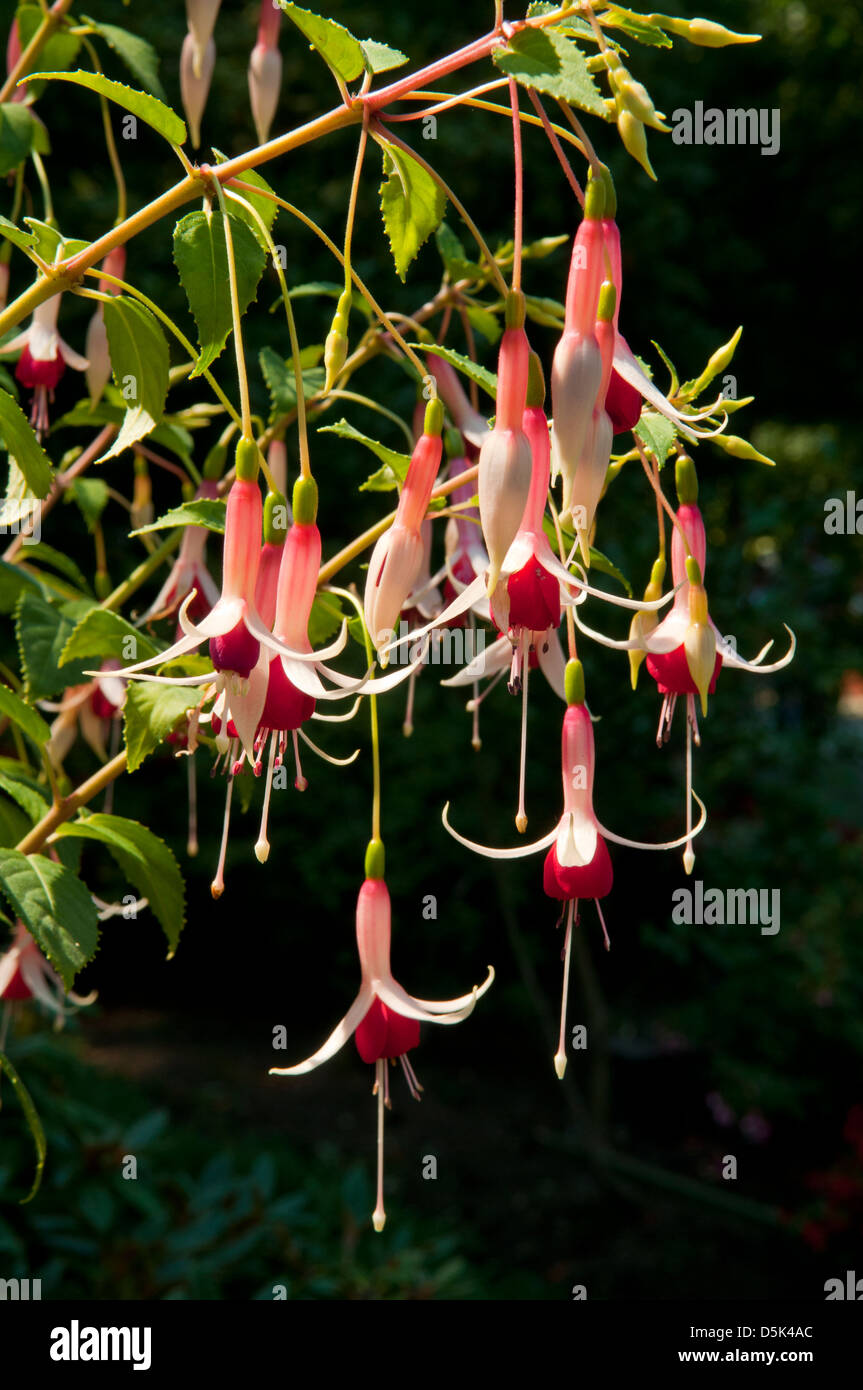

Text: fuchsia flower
xmin=444 ymin=659 xmax=705 ymax=1077
xmin=271 ymin=841 xmax=494 ymax=1231
xmin=180 ymin=31 xmax=216 ymax=149
xmin=478 ymin=291 xmax=533 ymax=593
xmin=427 ymin=355 xmax=490 ymax=448
xmin=141 ymin=481 xmax=221 ymax=624
xmin=186 ymin=0 xmax=222 ymax=77
xmin=85 ymin=247 xmax=126 ymax=405
xmin=565 ymin=281 xmax=616 ymax=564
xmin=0 ymin=922 xmax=95 ymax=1023
xmin=0 ymin=286 xmax=88 ymax=435
xmin=248 ymin=0 xmax=282 ymax=144
xmin=44 ymin=661 xmax=126 ymax=767
xmin=364 ymin=398 xmax=444 ymax=656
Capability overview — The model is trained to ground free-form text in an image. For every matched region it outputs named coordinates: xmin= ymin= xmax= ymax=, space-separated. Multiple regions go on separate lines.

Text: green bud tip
xmin=203 ymin=441 xmax=228 ymax=480
xmin=365 ymin=838 xmax=385 ymax=880
xmin=335 ymin=286 xmax=352 ymax=324
xmin=444 ymin=426 xmax=464 ymax=460
xmin=685 ymin=555 xmax=702 ymax=586
xmin=526 ymin=351 xmax=546 ymax=408
xmin=597 ymin=280 xmax=617 ymax=323
xmin=263 ymin=490 xmax=288 ymax=545
xmin=504 ymin=289 xmax=526 ymax=330
xmin=564 ymin=658 xmax=585 ymax=707
xmin=424 ymin=396 xmax=444 ymax=437
xmin=584 ymin=172 xmax=605 ymax=221
xmin=649 ymin=555 xmax=667 ymax=588
xmin=235 ymin=436 xmax=260 ymax=483
xmin=292 ymin=475 xmax=318 ymax=526
xmin=675 ymin=454 xmax=698 ymax=505
xmin=596 ymin=163 xmax=617 ymax=220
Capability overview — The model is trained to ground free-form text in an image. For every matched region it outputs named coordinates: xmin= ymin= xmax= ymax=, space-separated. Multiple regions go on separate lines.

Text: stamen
xmin=372 ymin=1057 xmax=387 ymax=1232
xmin=466 ymin=665 xmax=506 ymax=713
xmin=595 ymin=898 xmax=611 ymax=951
xmin=687 ymin=690 xmax=701 ymax=747
xmin=210 ymin=751 xmax=236 ymax=898
xmin=403 ymin=669 xmax=417 ymax=738
xmin=683 ymin=711 xmax=695 ymax=875
xmin=554 ymin=899 xmax=576 ymax=1079
xmin=400 ymin=1053 xmax=424 ymax=1101
xmin=471 ymin=677 xmax=482 ymax=751
xmin=186 ymin=755 xmax=199 ymax=857
xmin=516 ymin=632 xmax=529 ymax=833
xmin=507 ymin=640 xmax=522 ymax=696
xmin=292 ymin=730 xmax=308 ymax=791
xmin=255 ymin=732 xmax=278 ymax=864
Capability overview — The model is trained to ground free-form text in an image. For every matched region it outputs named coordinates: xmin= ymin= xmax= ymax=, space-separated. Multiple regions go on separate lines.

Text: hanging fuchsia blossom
xmin=271 ymin=840 xmax=494 ymax=1231
xmin=248 ymin=0 xmax=282 ymax=143
xmin=0 ymin=922 xmax=96 ymax=1024
xmin=478 ymin=291 xmax=533 ymax=594
xmin=181 ymin=31 xmax=216 ymax=148
xmin=186 ymin=0 xmax=222 ymax=77
xmin=85 ymin=246 xmax=126 ymax=405
xmin=0 ymin=286 xmax=88 ymax=435
xmin=444 ymin=659 xmax=704 ymax=1076
xmin=141 ymin=480 xmax=220 ymax=625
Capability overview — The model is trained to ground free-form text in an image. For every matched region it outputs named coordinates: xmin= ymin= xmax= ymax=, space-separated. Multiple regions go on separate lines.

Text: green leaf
xmin=100 ymin=297 xmax=170 ymax=460
xmin=0 ymin=103 xmax=44 ymax=177
xmin=360 ymin=38 xmax=409 ymax=74
xmin=82 ymin=17 xmax=167 ymax=101
xmin=60 ymin=607 xmax=160 ymax=668
xmin=0 ymin=680 xmax=51 ymax=750
xmin=16 ymin=4 xmax=80 ymax=79
xmin=23 ymin=71 xmax=185 ymax=145
xmin=318 ymin=419 xmax=411 ymax=492
xmin=587 ymin=545 xmax=632 ymax=595
xmin=417 ymin=342 xmax=497 ymax=400
xmin=280 ymin=2 xmax=366 ymax=83
xmin=0 ymin=849 xmax=99 ymax=990
xmin=56 ymin=813 xmax=185 ymax=955
xmin=0 ymin=770 xmax=49 ymax=824
xmin=18 ymin=542 xmax=92 ymax=595
xmin=435 ymin=221 xmax=482 ymax=282
xmin=379 ymin=145 xmax=446 ymax=282
xmin=130 ymin=497 xmax=226 ymax=536
xmin=0 ymin=387 xmax=54 ymax=497
xmin=0 ymin=212 xmax=36 ymax=253
xmin=212 ymin=149 xmax=278 ymax=251
xmin=634 ymin=410 xmax=677 ymax=462
xmin=0 ymin=796 xmax=29 ymax=848
xmin=602 ymin=7 xmax=673 ymax=47
xmin=21 ymin=216 xmax=62 ymax=263
xmin=308 ymin=593 xmax=344 ymax=646
xmin=64 ymin=476 xmax=109 ymax=533
xmin=260 ymin=346 xmax=324 ymax=422
xmin=173 ymin=210 xmax=265 ymax=377
xmin=15 ymin=590 xmax=93 ymax=701
xmin=492 ymin=29 xmax=607 ymax=115
xmin=0 ymin=1049 xmax=46 ymax=1203
xmin=0 ymin=558 xmax=44 ymax=616
xmin=122 ymin=682 xmax=198 ymax=773
xmin=464 ymin=305 xmax=501 ymax=345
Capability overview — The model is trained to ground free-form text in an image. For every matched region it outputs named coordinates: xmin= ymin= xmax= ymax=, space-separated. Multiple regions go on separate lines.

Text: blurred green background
xmin=1 ymin=0 xmax=862 ymax=1299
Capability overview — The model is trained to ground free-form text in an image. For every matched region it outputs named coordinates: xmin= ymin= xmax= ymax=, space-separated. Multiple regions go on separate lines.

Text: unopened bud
xmin=203 ymin=440 xmax=228 ymax=480
xmin=248 ymin=42 xmax=282 ymax=144
xmin=650 ymin=14 xmax=760 ymax=47
xmin=180 ymin=31 xmax=215 ymax=148
xmin=85 ymin=306 xmax=111 ymax=405
xmin=423 ymin=396 xmax=444 ymax=436
xmin=186 ymin=0 xmax=222 ymax=77
xmin=323 ymin=288 xmax=352 ymax=392
xmin=675 ymin=454 xmax=698 ymax=505
xmin=617 ymin=109 xmax=657 ymax=181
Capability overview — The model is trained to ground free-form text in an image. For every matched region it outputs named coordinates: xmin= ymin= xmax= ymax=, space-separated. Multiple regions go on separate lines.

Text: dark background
xmin=1 ymin=0 xmax=862 ymax=1299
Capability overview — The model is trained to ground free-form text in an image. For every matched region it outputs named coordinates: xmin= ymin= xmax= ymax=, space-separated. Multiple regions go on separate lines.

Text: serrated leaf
xmin=492 ymin=29 xmax=607 ymax=116
xmin=0 ymin=387 xmax=53 ymax=496
xmin=82 ymin=17 xmax=167 ymax=101
xmin=0 ymin=770 xmax=49 ymax=823
xmin=21 ymin=217 xmax=62 ymax=263
xmin=435 ymin=221 xmax=482 ymax=282
xmin=56 ymin=813 xmax=185 ymax=955
xmin=15 ymin=590 xmax=93 ymax=701
xmin=417 ymin=343 xmax=497 ymax=400
xmin=319 ymin=419 xmax=411 ymax=491
xmin=280 ymin=2 xmax=366 ymax=83
xmin=100 ymin=298 xmax=169 ymax=460
xmin=0 ymin=1048 xmax=46 ymax=1203
xmin=308 ymin=594 xmax=344 ymax=646
xmin=360 ymin=38 xmax=409 ymax=74
xmin=0 ymin=213 xmax=36 ymax=253
xmin=0 ymin=682 xmax=51 ymax=749
xmin=212 ymin=149 xmax=278 ymax=251
xmin=122 ymin=681 xmax=199 ymax=773
xmin=0 ymin=558 xmax=44 ymax=616
xmin=60 ymin=608 xmax=159 ymax=668
xmin=0 ymin=849 xmax=99 ymax=990
xmin=602 ymin=7 xmax=673 ymax=46
xmin=380 ymin=145 xmax=446 ymax=282
xmin=260 ymin=346 xmax=324 ymax=422
xmin=16 ymin=4 xmax=80 ymax=83
xmin=18 ymin=542 xmax=92 ymax=595
xmin=173 ymin=210 xmax=265 ymax=377
xmin=130 ymin=497 xmax=226 ymax=537
xmin=22 ymin=71 xmax=185 ymax=145
xmin=634 ymin=410 xmax=677 ymax=462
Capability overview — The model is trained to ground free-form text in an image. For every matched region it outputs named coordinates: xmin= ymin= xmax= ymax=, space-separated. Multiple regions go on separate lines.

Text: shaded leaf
xmin=0 ymin=849 xmax=99 ymax=989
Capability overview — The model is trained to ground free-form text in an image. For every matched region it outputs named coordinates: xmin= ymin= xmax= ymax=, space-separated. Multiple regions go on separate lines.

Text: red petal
xmin=543 ymin=835 xmax=613 ymax=901
xmin=209 ymin=619 xmax=260 ymax=678
xmin=507 ymin=556 xmax=560 ymax=632
xmin=355 ymin=997 xmax=420 ymax=1062
xmin=646 ymin=644 xmax=722 ymax=696
xmin=259 ymin=655 xmax=315 ymax=731
xmin=0 ymin=960 xmax=33 ymax=1001
xmin=15 ymin=344 xmax=65 ymax=390
xmin=605 ymin=368 xmax=642 ymax=434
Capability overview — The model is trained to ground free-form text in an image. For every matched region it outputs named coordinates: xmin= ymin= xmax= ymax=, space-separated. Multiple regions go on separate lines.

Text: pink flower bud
xmin=85 ymin=307 xmax=110 ymax=404
xmin=479 ymin=319 xmax=532 ymax=592
xmin=0 ymin=261 xmax=9 ymax=314
xmin=186 ymin=0 xmax=222 ymax=78
xmin=97 ymin=246 xmax=126 ymax=296
xmin=248 ymin=20 xmax=282 ymax=144
xmin=180 ymin=31 xmax=215 ymax=148
xmin=221 ymin=478 xmax=262 ymax=603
